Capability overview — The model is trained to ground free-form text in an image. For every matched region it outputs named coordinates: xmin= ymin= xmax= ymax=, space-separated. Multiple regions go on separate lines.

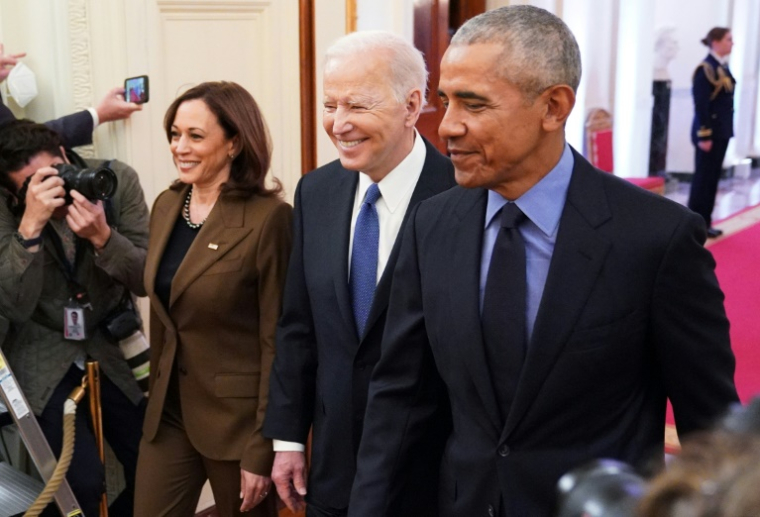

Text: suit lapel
xmin=447 ymin=188 xmax=503 ymax=433
xmin=144 ymin=187 xmax=184 ymax=329
xmin=362 ymin=140 xmax=448 ymax=339
xmin=330 ymin=169 xmax=360 ymax=336
xmin=501 ymin=153 xmax=612 ymax=441
xmin=169 ymin=192 xmax=252 ymax=307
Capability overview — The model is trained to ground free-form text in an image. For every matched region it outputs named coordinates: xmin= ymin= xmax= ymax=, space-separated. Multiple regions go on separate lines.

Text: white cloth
xmin=709 ymin=50 xmax=729 ymax=66
xmin=7 ymin=62 xmax=38 ymax=108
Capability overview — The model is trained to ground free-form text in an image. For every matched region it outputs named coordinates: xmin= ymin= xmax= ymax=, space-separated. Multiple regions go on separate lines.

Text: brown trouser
xmin=134 ymin=405 xmax=276 ymax=517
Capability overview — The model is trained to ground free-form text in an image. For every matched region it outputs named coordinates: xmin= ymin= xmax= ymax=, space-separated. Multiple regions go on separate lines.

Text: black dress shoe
xmin=706 ymin=227 xmax=724 ymax=238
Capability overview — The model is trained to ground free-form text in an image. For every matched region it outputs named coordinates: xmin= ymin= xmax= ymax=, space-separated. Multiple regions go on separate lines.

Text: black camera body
xmin=52 ymin=163 xmax=118 ymax=205
xmin=102 ymin=308 xmax=141 ymax=342
xmin=101 ymin=295 xmax=142 ymax=342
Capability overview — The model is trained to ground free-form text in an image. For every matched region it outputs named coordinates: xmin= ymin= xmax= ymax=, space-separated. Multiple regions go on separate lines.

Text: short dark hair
xmin=0 ymin=120 xmax=63 ymax=193
xmin=450 ymin=5 xmax=581 ymax=99
xmin=163 ymin=81 xmax=281 ymax=198
xmin=702 ymin=27 xmax=731 ymax=48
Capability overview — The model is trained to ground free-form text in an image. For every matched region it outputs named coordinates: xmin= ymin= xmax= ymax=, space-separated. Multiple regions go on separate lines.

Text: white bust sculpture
xmin=654 ymin=26 xmax=679 ymax=81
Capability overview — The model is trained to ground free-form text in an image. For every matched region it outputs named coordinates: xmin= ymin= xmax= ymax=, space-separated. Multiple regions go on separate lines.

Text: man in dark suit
xmin=1 ymin=96 xmax=89 ymax=148
xmin=0 ymin=87 xmax=141 ymax=148
xmin=1 ymin=43 xmax=141 ymax=147
xmin=687 ymin=27 xmax=736 ymax=238
xmin=348 ymin=6 xmax=739 ymax=517
xmin=264 ymin=30 xmax=455 ymax=517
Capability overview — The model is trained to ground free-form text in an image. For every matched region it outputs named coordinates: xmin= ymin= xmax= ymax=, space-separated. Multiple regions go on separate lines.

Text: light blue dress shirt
xmin=479 ymin=144 xmax=574 ymax=343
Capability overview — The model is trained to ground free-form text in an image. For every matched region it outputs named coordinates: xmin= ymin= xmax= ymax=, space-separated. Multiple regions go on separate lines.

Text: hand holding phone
xmin=124 ymin=75 xmax=149 ymax=104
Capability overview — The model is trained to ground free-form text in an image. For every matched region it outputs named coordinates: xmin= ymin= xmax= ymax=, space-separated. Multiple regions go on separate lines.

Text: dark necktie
xmin=350 ymin=183 xmax=381 ymax=337
xmin=481 ymin=202 xmax=527 ymax=422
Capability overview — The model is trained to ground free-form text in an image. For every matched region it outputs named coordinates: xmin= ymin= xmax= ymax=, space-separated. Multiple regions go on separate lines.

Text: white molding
xmin=67 ymin=0 xmax=95 ymax=157
xmin=156 ymin=0 xmax=272 ymax=14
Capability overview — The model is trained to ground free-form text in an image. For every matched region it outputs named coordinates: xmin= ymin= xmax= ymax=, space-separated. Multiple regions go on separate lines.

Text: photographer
xmin=0 ymin=119 xmax=148 ymax=516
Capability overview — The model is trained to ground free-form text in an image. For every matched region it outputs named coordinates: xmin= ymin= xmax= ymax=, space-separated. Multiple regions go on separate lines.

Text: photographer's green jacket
xmin=0 ymin=159 xmax=148 ymax=414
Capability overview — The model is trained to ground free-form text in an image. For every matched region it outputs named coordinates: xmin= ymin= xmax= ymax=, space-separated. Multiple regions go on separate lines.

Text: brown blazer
xmin=142 ymin=183 xmax=292 ymax=475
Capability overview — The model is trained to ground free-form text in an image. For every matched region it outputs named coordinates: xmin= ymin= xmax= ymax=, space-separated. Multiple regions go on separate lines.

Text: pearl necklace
xmin=182 ymin=187 xmax=206 ymax=229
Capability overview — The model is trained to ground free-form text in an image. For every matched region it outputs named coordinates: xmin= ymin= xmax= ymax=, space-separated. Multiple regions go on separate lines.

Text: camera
xmin=52 ymin=163 xmax=118 ymax=205
xmin=556 ymin=459 xmax=647 ymax=517
xmin=102 ymin=308 xmax=141 ymax=342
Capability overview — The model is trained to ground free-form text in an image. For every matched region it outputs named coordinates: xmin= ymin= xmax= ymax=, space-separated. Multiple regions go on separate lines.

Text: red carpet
xmin=666 ymin=213 xmax=760 ymax=438
xmin=709 ymin=221 xmax=760 ymax=403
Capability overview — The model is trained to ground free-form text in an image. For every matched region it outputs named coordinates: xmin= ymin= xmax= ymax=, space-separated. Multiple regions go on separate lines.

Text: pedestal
xmin=649 ymin=80 xmax=671 ymax=177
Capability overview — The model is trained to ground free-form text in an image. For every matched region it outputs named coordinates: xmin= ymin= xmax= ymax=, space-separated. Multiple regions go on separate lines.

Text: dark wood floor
xmin=195 ymin=503 xmax=303 ymax=517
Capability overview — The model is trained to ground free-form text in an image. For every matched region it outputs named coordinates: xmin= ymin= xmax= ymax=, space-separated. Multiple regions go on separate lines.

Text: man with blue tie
xmin=264 ymin=30 xmax=455 ymax=517
xmin=348 ymin=6 xmax=738 ymax=517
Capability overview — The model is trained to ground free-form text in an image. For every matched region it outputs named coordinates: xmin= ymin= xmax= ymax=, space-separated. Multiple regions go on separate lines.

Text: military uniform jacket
xmin=0 ymin=159 xmax=149 ymax=414
xmin=691 ymin=53 xmax=735 ymax=144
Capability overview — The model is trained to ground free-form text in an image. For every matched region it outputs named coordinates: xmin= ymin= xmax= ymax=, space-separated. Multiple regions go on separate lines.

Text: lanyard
xmin=43 ymin=223 xmax=91 ymax=306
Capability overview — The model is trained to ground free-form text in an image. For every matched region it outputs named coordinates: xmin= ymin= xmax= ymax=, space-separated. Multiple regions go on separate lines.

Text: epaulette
xmin=694 ymin=61 xmax=734 ymax=101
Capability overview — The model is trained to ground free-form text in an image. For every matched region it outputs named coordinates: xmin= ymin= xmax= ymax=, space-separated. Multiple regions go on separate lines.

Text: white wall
xmin=0 ymin=1 xmax=76 ymax=122
xmin=613 ymin=0 xmax=656 ymax=179
xmin=314 ymin=0 xmax=346 ymax=167
xmin=728 ymin=0 xmax=760 ymax=160
xmin=562 ymin=0 xmax=617 ymax=152
xmin=356 ymin=0 xmax=413 ymax=41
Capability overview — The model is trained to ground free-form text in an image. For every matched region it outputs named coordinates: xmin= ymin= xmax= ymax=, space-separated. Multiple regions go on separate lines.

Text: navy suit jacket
xmin=0 ymin=103 xmax=93 ymax=148
xmin=264 ymin=137 xmax=455 ymax=513
xmin=691 ymin=53 xmax=735 ymax=144
xmin=349 ymin=149 xmax=738 ymax=517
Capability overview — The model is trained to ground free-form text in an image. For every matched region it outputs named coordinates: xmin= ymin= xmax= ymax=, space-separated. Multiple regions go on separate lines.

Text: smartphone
xmin=124 ymin=75 xmax=149 ymax=104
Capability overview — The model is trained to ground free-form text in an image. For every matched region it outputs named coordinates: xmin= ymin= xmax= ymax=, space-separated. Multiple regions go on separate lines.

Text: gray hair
xmin=451 ymin=5 xmax=581 ymax=100
xmin=324 ymin=30 xmax=429 ymax=106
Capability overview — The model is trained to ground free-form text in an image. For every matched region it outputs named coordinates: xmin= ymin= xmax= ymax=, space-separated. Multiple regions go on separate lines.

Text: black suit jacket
xmin=264 ymin=137 xmax=455 ymax=512
xmin=349 ymin=149 xmax=738 ymax=517
xmin=0 ymin=103 xmax=93 ymax=148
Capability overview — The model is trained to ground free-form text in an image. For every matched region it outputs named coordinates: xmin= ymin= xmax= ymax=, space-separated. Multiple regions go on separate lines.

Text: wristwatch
xmin=14 ymin=231 xmax=43 ymax=249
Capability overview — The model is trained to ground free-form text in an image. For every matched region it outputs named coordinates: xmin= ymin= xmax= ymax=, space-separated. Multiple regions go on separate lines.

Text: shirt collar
xmin=485 ymin=143 xmax=574 ymax=237
xmin=709 ymin=50 xmax=729 ymax=66
xmin=357 ymin=129 xmax=426 ymax=213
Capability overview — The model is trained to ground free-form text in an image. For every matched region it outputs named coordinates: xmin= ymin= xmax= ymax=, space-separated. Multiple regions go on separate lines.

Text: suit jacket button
xmin=179 ymin=366 xmax=188 ymax=375
xmin=498 ymin=444 xmax=510 ymax=457
xmin=488 ymin=504 xmax=495 ymax=516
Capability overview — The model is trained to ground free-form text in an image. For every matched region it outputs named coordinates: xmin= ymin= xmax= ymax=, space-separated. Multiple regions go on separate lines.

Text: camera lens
xmin=54 ymin=163 xmax=118 ymax=203
xmin=87 ymin=167 xmax=118 ymax=200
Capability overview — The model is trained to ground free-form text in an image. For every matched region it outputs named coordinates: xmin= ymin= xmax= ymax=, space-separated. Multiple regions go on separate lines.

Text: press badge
xmin=64 ymin=304 xmax=87 ymax=341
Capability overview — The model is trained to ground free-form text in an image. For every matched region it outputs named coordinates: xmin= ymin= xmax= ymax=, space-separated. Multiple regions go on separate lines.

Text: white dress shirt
xmin=273 ymin=131 xmax=427 ymax=453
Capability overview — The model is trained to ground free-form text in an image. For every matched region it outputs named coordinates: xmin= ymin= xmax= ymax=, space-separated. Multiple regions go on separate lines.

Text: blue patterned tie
xmin=350 ymin=183 xmax=381 ymax=337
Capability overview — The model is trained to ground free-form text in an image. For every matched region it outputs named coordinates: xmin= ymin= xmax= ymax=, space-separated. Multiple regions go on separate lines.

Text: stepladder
xmin=0 ymin=347 xmax=83 ymax=516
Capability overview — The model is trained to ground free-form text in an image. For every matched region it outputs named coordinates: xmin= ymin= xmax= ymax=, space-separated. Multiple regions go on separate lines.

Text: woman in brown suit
xmin=135 ymin=81 xmax=292 ymax=516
